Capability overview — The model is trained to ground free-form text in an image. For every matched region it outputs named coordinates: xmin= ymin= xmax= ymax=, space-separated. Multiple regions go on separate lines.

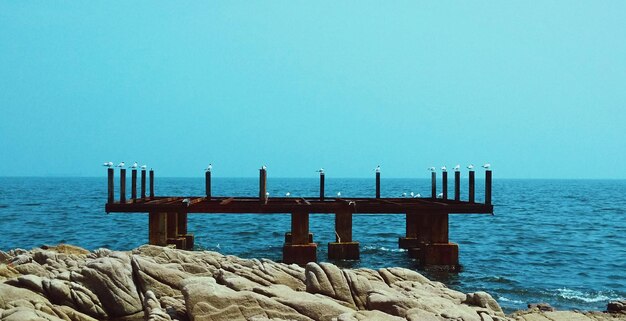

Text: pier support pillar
xmin=399 ymin=212 xmax=459 ymax=269
xmin=177 ymin=212 xmax=194 ymax=250
xmin=283 ymin=211 xmax=317 ymax=265
xmin=149 ymin=212 xmax=167 ymax=246
xmin=328 ymin=210 xmax=359 ymax=260
xmin=164 ymin=212 xmax=188 ymax=250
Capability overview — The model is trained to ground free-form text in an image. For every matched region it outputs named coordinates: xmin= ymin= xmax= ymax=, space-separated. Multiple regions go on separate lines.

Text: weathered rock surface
xmin=0 ymin=244 xmax=623 ymax=321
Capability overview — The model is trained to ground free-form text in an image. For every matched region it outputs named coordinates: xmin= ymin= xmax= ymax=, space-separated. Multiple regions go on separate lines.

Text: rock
xmin=305 ymin=262 xmax=356 ymax=308
xmin=608 ymin=301 xmax=626 ymax=314
xmin=528 ymin=303 xmax=554 ymax=312
xmin=0 ymin=306 xmax=66 ymax=321
xmin=182 ymin=276 xmax=313 ymax=321
xmin=144 ymin=290 xmax=173 ymax=321
xmin=465 ymin=292 xmax=504 ymax=315
xmin=336 ymin=310 xmax=406 ymax=321
xmin=13 ymin=262 xmax=49 ymax=277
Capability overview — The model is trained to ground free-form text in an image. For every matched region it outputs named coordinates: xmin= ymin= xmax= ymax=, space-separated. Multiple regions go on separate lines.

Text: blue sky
xmin=1 ymin=2 xmax=625 ymax=178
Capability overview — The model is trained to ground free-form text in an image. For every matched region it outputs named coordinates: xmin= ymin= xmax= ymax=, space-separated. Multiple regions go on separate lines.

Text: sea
xmin=0 ymin=176 xmax=624 ymax=313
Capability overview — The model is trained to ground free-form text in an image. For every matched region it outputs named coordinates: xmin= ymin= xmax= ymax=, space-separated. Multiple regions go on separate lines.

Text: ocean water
xmin=0 ymin=176 xmax=624 ymax=312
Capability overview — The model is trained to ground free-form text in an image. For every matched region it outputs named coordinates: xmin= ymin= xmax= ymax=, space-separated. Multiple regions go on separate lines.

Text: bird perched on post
xmin=261 ymin=165 xmax=267 ymax=170
xmin=482 ymin=163 xmax=491 ymax=170
xmin=117 ymin=162 xmax=125 ymax=168
xmin=140 ymin=165 xmax=147 ymax=170
xmin=453 ymin=164 xmax=460 ymax=171
xmin=375 ymin=165 xmax=381 ymax=173
xmin=441 ymin=165 xmax=447 ymax=172
xmin=182 ymin=198 xmax=190 ymax=207
xmin=130 ymin=162 xmax=138 ymax=170
xmin=316 ymin=168 xmax=324 ymax=174
xmin=103 ymin=162 xmax=113 ymax=168
xmin=336 ymin=192 xmax=341 ymax=197
xmin=467 ymin=164 xmax=475 ymax=171
xmin=437 ymin=192 xmax=444 ymax=199
xmin=428 ymin=167 xmax=436 ymax=172
xmin=205 ymin=164 xmax=212 ymax=172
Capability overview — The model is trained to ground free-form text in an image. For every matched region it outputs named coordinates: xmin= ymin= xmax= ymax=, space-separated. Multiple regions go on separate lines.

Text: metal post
xmin=469 ymin=170 xmax=475 ymax=203
xmin=259 ymin=168 xmax=267 ymax=200
xmin=442 ymin=171 xmax=448 ymax=200
xmin=131 ymin=169 xmax=137 ymax=199
xmin=431 ymin=172 xmax=436 ymax=199
xmin=454 ymin=171 xmax=460 ymax=201
xmin=375 ymin=171 xmax=381 ymax=199
xmin=107 ymin=168 xmax=114 ymax=203
xmin=205 ymin=171 xmax=211 ymax=199
xmin=149 ymin=169 xmax=154 ymax=198
xmin=485 ymin=170 xmax=492 ymax=205
xmin=120 ymin=169 xmax=126 ymax=203
xmin=320 ymin=172 xmax=325 ymax=201
xmin=141 ymin=169 xmax=146 ymax=199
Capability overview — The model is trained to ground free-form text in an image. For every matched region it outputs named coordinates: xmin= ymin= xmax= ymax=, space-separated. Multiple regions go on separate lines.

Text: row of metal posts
xmin=247 ymin=169 xmax=492 ymax=204
xmin=107 ymin=168 xmax=154 ymax=203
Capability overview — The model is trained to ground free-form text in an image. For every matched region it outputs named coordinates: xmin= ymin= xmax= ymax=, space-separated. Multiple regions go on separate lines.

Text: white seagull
xmin=437 ymin=192 xmax=444 ymax=199
xmin=467 ymin=164 xmax=475 ymax=170
xmin=265 ymin=192 xmax=270 ymax=197
xmin=336 ymin=192 xmax=341 ymax=197
xmin=140 ymin=165 xmax=147 ymax=170
xmin=453 ymin=164 xmax=461 ymax=171
xmin=375 ymin=165 xmax=381 ymax=173
xmin=401 ymin=192 xmax=407 ymax=197
xmin=316 ymin=168 xmax=324 ymax=174
xmin=410 ymin=192 xmax=414 ymax=198
xmin=116 ymin=162 xmax=125 ymax=168
xmin=482 ymin=163 xmax=491 ymax=170
xmin=441 ymin=165 xmax=447 ymax=172
xmin=103 ymin=162 xmax=113 ymax=168
xmin=428 ymin=167 xmax=436 ymax=172
xmin=130 ymin=162 xmax=138 ymax=170
xmin=285 ymin=192 xmax=291 ymax=197
xmin=182 ymin=198 xmax=190 ymax=207
xmin=205 ymin=164 xmax=212 ymax=172
xmin=261 ymin=165 xmax=267 ymax=170
xmin=415 ymin=193 xmax=421 ymax=198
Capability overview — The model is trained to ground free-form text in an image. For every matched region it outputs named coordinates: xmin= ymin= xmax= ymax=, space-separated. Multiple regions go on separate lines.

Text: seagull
xmin=410 ymin=192 xmax=414 ymax=198
xmin=102 ymin=162 xmax=113 ymax=168
xmin=453 ymin=164 xmax=460 ymax=171
xmin=437 ymin=192 xmax=444 ymax=199
xmin=337 ymin=192 xmax=341 ymax=197
xmin=140 ymin=165 xmax=147 ymax=170
xmin=441 ymin=165 xmax=447 ymax=172
xmin=205 ymin=164 xmax=212 ymax=172
xmin=182 ymin=198 xmax=190 ymax=207
xmin=428 ymin=167 xmax=436 ymax=172
xmin=467 ymin=164 xmax=475 ymax=171
xmin=130 ymin=162 xmax=138 ymax=170
xmin=482 ymin=163 xmax=491 ymax=170
xmin=415 ymin=193 xmax=421 ymax=198
xmin=285 ymin=192 xmax=291 ymax=197
xmin=375 ymin=165 xmax=381 ymax=173
xmin=261 ymin=165 xmax=267 ymax=170
xmin=401 ymin=192 xmax=407 ymax=197
xmin=265 ymin=192 xmax=270 ymax=197
xmin=116 ymin=162 xmax=125 ymax=168
xmin=316 ymin=168 xmax=324 ymax=174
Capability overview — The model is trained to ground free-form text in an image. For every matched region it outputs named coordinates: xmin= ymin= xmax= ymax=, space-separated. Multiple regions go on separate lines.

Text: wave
xmin=556 ymin=288 xmax=624 ymax=303
xmin=362 ymin=245 xmax=407 ymax=253
xmin=498 ymin=296 xmax=525 ymax=304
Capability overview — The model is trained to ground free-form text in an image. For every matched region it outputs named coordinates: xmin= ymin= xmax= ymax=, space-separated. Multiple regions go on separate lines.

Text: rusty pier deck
xmin=104 ymin=167 xmax=493 ymax=269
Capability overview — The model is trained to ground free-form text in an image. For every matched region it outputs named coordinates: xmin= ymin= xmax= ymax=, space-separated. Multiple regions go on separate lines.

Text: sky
xmin=1 ymin=2 xmax=625 ymax=179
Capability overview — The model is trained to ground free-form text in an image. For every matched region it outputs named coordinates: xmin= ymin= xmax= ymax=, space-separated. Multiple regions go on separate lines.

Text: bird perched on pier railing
xmin=453 ymin=164 xmax=460 ymax=171
xmin=103 ymin=161 xmax=113 ymax=168
xmin=182 ymin=198 xmax=190 ymax=207
xmin=482 ymin=163 xmax=491 ymax=170
xmin=130 ymin=162 xmax=138 ymax=170
xmin=117 ymin=162 xmax=125 ymax=168
xmin=205 ymin=164 xmax=212 ymax=172
xmin=285 ymin=192 xmax=291 ymax=197
xmin=437 ymin=192 xmax=444 ymax=199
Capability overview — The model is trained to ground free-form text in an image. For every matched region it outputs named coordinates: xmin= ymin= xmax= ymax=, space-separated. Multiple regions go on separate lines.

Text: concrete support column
xmin=328 ymin=210 xmax=359 ymax=260
xmin=399 ymin=211 xmax=459 ymax=270
xmin=283 ymin=211 xmax=317 ymax=265
xmin=149 ymin=212 xmax=167 ymax=246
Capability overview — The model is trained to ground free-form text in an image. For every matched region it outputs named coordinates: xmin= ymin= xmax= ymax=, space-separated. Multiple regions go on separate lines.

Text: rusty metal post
xmin=259 ymin=168 xmax=267 ymax=200
xmin=120 ymin=168 xmax=126 ymax=203
xmin=469 ymin=170 xmax=475 ymax=203
xmin=205 ymin=170 xmax=211 ymax=199
xmin=107 ymin=168 xmax=114 ymax=203
xmin=485 ymin=170 xmax=492 ymax=205
xmin=319 ymin=172 xmax=325 ymax=200
xmin=431 ymin=172 xmax=436 ymax=199
xmin=454 ymin=171 xmax=460 ymax=201
xmin=131 ymin=169 xmax=137 ymax=200
xmin=442 ymin=171 xmax=448 ymax=200
xmin=149 ymin=169 xmax=154 ymax=198
xmin=141 ymin=169 xmax=146 ymax=199
xmin=376 ymin=171 xmax=381 ymax=198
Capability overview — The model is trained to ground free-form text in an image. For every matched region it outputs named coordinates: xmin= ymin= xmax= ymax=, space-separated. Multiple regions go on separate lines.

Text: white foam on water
xmin=557 ymin=288 xmax=623 ymax=303
xmin=362 ymin=245 xmax=407 ymax=253
xmin=498 ymin=296 xmax=524 ymax=304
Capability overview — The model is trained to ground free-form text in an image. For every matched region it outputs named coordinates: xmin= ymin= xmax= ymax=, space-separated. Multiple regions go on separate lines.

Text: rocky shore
xmin=0 ymin=244 xmax=623 ymax=321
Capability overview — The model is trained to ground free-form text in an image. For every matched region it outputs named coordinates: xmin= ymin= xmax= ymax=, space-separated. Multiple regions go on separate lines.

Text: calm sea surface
xmin=0 ymin=177 xmax=624 ymax=312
